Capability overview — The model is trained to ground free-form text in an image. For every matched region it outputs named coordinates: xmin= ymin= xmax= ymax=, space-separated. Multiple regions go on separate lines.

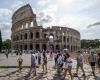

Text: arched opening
xmin=16 ymin=35 xmax=19 ymax=41
xmin=20 ymin=45 xmax=22 ymax=50
xmin=67 ymin=45 xmax=69 ymax=50
xmin=56 ymin=45 xmax=60 ymax=50
xmin=20 ymin=34 xmax=22 ymax=40
xmin=26 ymin=23 xmax=28 ymax=28
xmin=64 ymin=45 xmax=66 ymax=49
xmin=35 ymin=44 xmax=40 ymax=51
xmin=63 ymin=36 xmax=66 ymax=42
xmin=44 ymin=34 xmax=47 ymax=38
xmin=49 ymin=34 xmax=54 ymax=42
xmin=42 ymin=44 xmax=47 ymax=51
xmin=35 ymin=32 xmax=40 ymax=38
xmin=30 ymin=32 xmax=33 ymax=39
xmin=24 ymin=45 xmax=27 ymax=50
xmin=30 ymin=44 xmax=33 ymax=50
xmin=24 ymin=33 xmax=27 ymax=39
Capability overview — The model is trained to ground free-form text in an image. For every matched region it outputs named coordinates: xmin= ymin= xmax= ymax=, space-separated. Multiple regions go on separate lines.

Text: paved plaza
xmin=0 ymin=53 xmax=100 ymax=80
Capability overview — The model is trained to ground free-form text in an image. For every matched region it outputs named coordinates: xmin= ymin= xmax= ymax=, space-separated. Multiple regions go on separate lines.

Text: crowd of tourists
xmin=2 ymin=49 xmax=100 ymax=80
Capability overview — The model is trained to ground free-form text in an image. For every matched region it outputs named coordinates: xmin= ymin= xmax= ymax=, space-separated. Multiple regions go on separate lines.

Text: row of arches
xmin=13 ymin=32 xmax=40 ymax=41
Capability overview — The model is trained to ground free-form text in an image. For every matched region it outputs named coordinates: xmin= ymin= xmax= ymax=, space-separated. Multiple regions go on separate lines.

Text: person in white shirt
xmin=63 ymin=52 xmax=73 ymax=80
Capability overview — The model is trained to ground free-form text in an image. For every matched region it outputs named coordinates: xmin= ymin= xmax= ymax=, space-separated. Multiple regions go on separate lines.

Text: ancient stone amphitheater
xmin=11 ymin=4 xmax=80 ymax=51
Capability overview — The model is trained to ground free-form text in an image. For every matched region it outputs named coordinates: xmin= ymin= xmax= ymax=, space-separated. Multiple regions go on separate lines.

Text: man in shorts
xmin=88 ymin=51 xmax=96 ymax=76
xmin=29 ymin=52 xmax=36 ymax=76
xmin=75 ymin=51 xmax=85 ymax=76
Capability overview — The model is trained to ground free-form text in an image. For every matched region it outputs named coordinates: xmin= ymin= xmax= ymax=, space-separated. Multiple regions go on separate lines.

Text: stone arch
xmin=56 ymin=45 xmax=60 ymax=50
xmin=35 ymin=44 xmax=40 ymax=51
xmin=24 ymin=44 xmax=27 ymax=50
xmin=24 ymin=33 xmax=27 ymax=39
xmin=35 ymin=32 xmax=40 ymax=38
xmin=20 ymin=45 xmax=22 ymax=50
xmin=42 ymin=44 xmax=47 ymax=51
xmin=30 ymin=44 xmax=33 ymax=50
xmin=30 ymin=32 xmax=33 ymax=39
xmin=20 ymin=34 xmax=23 ymax=40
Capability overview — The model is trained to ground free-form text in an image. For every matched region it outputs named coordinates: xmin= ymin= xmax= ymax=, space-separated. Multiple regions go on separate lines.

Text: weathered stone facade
xmin=11 ymin=4 xmax=80 ymax=51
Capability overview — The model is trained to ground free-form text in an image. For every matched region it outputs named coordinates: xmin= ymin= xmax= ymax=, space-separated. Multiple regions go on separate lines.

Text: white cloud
xmin=37 ymin=0 xmax=50 ymax=7
xmin=0 ymin=8 xmax=12 ymax=18
xmin=11 ymin=0 xmax=26 ymax=12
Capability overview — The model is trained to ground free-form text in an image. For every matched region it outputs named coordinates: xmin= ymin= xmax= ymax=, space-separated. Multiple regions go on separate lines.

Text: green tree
xmin=0 ymin=30 xmax=2 ymax=52
xmin=2 ymin=39 xmax=11 ymax=49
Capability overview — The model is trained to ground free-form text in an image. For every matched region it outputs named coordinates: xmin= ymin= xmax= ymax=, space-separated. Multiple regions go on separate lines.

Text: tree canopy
xmin=81 ymin=39 xmax=100 ymax=49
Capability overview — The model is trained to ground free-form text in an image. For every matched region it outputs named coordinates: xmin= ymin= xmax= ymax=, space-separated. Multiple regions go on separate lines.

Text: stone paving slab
xmin=0 ymin=59 xmax=100 ymax=80
xmin=0 ymin=54 xmax=31 ymax=66
xmin=0 ymin=54 xmax=100 ymax=80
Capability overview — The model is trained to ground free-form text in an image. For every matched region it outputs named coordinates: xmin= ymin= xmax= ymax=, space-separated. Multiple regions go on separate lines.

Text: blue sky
xmin=0 ymin=0 xmax=100 ymax=40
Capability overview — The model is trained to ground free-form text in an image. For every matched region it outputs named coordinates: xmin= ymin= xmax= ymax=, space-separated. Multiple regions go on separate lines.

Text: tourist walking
xmin=42 ymin=52 xmax=47 ymax=73
xmin=88 ymin=51 xmax=96 ymax=76
xmin=38 ymin=51 xmax=41 ymax=65
xmin=97 ymin=53 xmax=100 ymax=73
xmin=54 ymin=51 xmax=57 ymax=68
xmin=50 ymin=51 xmax=53 ymax=60
xmin=75 ymin=51 xmax=85 ymax=76
xmin=57 ymin=51 xmax=63 ymax=73
xmin=63 ymin=52 xmax=73 ymax=80
xmin=17 ymin=56 xmax=23 ymax=72
xmin=29 ymin=52 xmax=36 ymax=76
xmin=5 ymin=52 xmax=8 ymax=58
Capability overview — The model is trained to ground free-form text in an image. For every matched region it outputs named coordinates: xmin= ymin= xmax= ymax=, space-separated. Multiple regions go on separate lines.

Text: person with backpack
xmin=97 ymin=53 xmax=100 ymax=73
xmin=54 ymin=51 xmax=57 ymax=68
xmin=75 ymin=51 xmax=85 ymax=76
xmin=63 ymin=52 xmax=73 ymax=80
xmin=42 ymin=52 xmax=47 ymax=73
xmin=88 ymin=51 xmax=96 ymax=76
xmin=17 ymin=56 xmax=23 ymax=72
xmin=29 ymin=52 xmax=36 ymax=76
xmin=57 ymin=51 xmax=63 ymax=73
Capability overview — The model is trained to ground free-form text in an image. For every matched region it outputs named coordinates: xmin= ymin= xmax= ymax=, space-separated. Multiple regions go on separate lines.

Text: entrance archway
xmin=42 ymin=44 xmax=47 ymax=51
xmin=35 ymin=44 xmax=40 ymax=51
xmin=56 ymin=45 xmax=60 ymax=50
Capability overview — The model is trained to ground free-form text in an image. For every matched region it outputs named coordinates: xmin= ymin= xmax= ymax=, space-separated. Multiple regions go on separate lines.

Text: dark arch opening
xmin=56 ymin=45 xmax=60 ymax=50
xmin=35 ymin=32 xmax=40 ymax=38
xmin=42 ymin=44 xmax=47 ymax=51
xmin=24 ymin=45 xmax=27 ymax=50
xmin=20 ymin=34 xmax=22 ymax=40
xmin=35 ymin=44 xmax=40 ymax=51
xmin=30 ymin=32 xmax=33 ymax=39
xmin=30 ymin=44 xmax=33 ymax=50
xmin=24 ymin=33 xmax=27 ymax=39
xmin=20 ymin=45 xmax=22 ymax=50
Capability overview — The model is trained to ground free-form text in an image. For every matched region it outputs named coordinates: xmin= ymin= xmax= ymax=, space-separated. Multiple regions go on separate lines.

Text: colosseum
xmin=11 ymin=4 xmax=81 ymax=52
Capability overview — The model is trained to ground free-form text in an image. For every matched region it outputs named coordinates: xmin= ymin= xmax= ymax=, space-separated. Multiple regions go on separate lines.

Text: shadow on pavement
xmin=0 ymin=69 xmax=18 ymax=77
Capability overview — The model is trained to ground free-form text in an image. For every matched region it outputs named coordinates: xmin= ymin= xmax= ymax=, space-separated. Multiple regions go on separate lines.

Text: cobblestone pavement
xmin=0 ymin=54 xmax=100 ymax=80
xmin=0 ymin=53 xmax=31 ymax=66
